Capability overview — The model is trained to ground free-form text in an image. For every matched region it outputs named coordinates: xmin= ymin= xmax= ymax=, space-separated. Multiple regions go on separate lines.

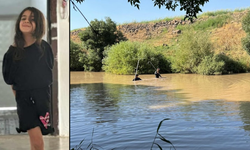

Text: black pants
xmin=15 ymin=86 xmax=54 ymax=135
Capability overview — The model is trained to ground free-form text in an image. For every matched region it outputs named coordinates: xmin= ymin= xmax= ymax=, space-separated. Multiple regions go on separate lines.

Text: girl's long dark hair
xmin=13 ymin=7 xmax=46 ymax=60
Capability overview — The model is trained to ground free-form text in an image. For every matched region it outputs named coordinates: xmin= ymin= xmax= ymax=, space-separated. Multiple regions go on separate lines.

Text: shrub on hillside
xmin=196 ymin=15 xmax=231 ymax=30
xmin=216 ymin=54 xmax=246 ymax=73
xmin=79 ymin=49 xmax=102 ymax=71
xmin=176 ymin=14 xmax=231 ymax=31
xmin=197 ymin=55 xmax=225 ymax=75
xmin=242 ymin=11 xmax=250 ymax=34
xmin=102 ymin=41 xmax=170 ymax=75
xmin=242 ymin=35 xmax=250 ymax=55
xmin=242 ymin=11 xmax=250 ymax=55
xmin=171 ymin=28 xmax=213 ymax=73
xmin=70 ymin=40 xmax=85 ymax=71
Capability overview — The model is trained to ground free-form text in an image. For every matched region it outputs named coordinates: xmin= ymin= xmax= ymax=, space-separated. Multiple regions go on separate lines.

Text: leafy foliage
xmin=242 ymin=35 xmax=250 ymax=55
xmin=74 ymin=0 xmax=209 ymax=22
xmin=216 ymin=54 xmax=246 ymax=73
xmin=242 ymin=11 xmax=250 ymax=55
xmin=171 ymin=28 xmax=214 ymax=73
xmin=170 ymin=27 xmax=246 ymax=75
xmin=196 ymin=55 xmax=225 ymax=75
xmin=70 ymin=40 xmax=85 ymax=71
xmin=242 ymin=11 xmax=250 ymax=33
xmin=102 ymin=41 xmax=171 ymax=75
xmin=80 ymin=49 xmax=102 ymax=72
xmin=79 ymin=17 xmax=127 ymax=71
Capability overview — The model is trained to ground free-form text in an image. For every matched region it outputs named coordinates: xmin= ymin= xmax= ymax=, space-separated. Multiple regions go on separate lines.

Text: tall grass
xmin=71 ymin=129 xmax=104 ymax=150
xmin=150 ymin=118 xmax=176 ymax=150
xmin=118 ymin=16 xmax=184 ymax=26
xmin=176 ymin=14 xmax=231 ymax=31
xmin=233 ymin=7 xmax=250 ymax=12
xmin=198 ymin=10 xmax=232 ymax=17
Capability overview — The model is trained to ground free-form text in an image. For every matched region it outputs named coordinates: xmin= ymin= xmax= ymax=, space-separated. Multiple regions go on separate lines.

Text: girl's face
xmin=19 ymin=10 xmax=36 ymax=35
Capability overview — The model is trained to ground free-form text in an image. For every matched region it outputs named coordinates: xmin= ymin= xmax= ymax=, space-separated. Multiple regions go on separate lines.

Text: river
xmin=70 ymin=72 xmax=250 ymax=150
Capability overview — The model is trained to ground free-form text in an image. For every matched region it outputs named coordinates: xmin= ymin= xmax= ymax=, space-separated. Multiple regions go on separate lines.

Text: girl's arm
xmin=11 ymin=85 xmax=16 ymax=96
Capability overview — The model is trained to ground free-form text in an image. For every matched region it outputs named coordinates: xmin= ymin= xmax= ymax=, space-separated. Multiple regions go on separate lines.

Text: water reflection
xmin=71 ymin=72 xmax=250 ymax=102
xmin=239 ymin=102 xmax=250 ymax=132
xmin=71 ymin=72 xmax=250 ymax=150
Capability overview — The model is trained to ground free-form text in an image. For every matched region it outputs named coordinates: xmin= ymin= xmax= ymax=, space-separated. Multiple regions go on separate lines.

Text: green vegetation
xmin=241 ymin=10 xmax=250 ymax=55
xmin=102 ymin=41 xmax=171 ymax=74
xmin=171 ymin=28 xmax=225 ymax=75
xmin=71 ymin=8 xmax=250 ymax=74
xmin=71 ymin=118 xmax=175 ymax=150
xmin=79 ymin=17 xmax=127 ymax=71
xmin=177 ymin=14 xmax=231 ymax=31
xmin=199 ymin=10 xmax=232 ymax=17
xmin=196 ymin=55 xmax=225 ymax=75
xmin=70 ymin=40 xmax=84 ymax=71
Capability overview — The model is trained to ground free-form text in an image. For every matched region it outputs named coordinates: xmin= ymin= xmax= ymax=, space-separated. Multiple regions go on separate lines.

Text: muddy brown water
xmin=70 ymin=72 xmax=250 ymax=150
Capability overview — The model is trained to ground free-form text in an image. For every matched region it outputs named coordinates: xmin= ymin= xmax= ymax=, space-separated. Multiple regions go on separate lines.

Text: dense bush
xmin=242 ymin=11 xmax=250 ymax=55
xmin=80 ymin=49 xmax=102 ymax=71
xmin=102 ymin=41 xmax=170 ymax=75
xmin=70 ymin=40 xmax=84 ymax=71
xmin=196 ymin=55 xmax=225 ymax=75
xmin=171 ymin=28 xmax=214 ymax=73
xmin=216 ymin=54 xmax=246 ymax=73
xmin=242 ymin=11 xmax=250 ymax=34
xmin=242 ymin=35 xmax=250 ymax=55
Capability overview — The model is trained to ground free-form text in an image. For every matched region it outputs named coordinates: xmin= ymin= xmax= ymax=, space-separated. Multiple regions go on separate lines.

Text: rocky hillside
xmin=72 ymin=10 xmax=247 ymax=44
xmin=71 ymin=10 xmax=249 ymax=61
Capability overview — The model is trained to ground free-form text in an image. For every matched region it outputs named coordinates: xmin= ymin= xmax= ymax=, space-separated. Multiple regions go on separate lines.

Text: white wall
xmin=0 ymin=0 xmax=31 ymax=15
xmin=0 ymin=0 xmax=33 ymax=107
xmin=57 ymin=0 xmax=69 ymax=137
xmin=30 ymin=0 xmax=47 ymax=40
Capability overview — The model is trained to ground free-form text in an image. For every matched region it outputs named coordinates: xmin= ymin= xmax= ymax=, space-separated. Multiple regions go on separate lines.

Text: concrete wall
xmin=56 ymin=0 xmax=69 ymax=137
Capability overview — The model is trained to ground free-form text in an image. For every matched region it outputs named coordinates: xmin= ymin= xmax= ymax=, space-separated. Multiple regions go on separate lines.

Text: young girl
xmin=2 ymin=7 xmax=54 ymax=150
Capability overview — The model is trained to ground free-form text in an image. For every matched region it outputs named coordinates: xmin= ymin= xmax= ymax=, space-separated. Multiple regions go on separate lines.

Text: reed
xmin=71 ymin=118 xmax=176 ymax=150
xmin=71 ymin=128 xmax=104 ymax=150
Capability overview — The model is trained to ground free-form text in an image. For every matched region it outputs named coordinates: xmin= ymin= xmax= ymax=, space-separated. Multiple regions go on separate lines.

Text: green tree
xmin=241 ymin=11 xmax=250 ymax=55
xmin=79 ymin=17 xmax=127 ymax=71
xmin=70 ymin=40 xmax=85 ymax=71
xmin=74 ymin=0 xmax=209 ymax=22
xmin=80 ymin=49 xmax=102 ymax=71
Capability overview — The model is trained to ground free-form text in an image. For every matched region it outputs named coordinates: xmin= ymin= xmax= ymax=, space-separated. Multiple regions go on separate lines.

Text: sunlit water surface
xmin=70 ymin=72 xmax=250 ymax=150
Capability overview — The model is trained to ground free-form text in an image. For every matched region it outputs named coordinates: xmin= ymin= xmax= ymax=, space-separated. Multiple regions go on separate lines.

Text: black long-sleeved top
xmin=154 ymin=71 xmax=161 ymax=78
xmin=2 ymin=40 xmax=54 ymax=91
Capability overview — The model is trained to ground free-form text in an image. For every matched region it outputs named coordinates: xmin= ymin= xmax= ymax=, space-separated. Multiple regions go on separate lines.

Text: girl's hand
xmin=11 ymin=85 xmax=16 ymax=96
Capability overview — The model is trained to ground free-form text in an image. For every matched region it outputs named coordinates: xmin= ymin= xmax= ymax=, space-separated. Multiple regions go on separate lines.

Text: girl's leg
xmin=28 ymin=126 xmax=44 ymax=150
